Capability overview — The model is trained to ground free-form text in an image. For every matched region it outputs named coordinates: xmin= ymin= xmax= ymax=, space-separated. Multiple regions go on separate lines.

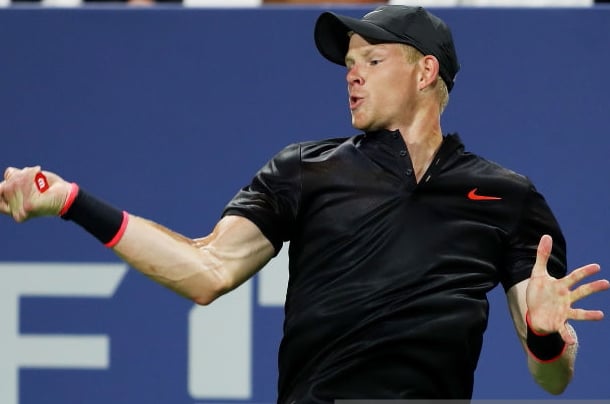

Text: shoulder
xmin=472 ymin=154 xmax=531 ymax=184
xmin=454 ymin=144 xmax=535 ymax=195
xmin=273 ymin=136 xmax=357 ymax=162
xmin=440 ymin=135 xmax=543 ymax=208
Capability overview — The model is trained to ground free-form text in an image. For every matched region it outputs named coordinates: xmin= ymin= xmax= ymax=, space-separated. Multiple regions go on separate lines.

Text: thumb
xmin=531 ymin=234 xmax=552 ymax=278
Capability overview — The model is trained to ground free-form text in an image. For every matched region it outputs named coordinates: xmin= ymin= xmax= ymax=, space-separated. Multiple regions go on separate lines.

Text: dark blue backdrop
xmin=0 ymin=6 xmax=608 ymax=404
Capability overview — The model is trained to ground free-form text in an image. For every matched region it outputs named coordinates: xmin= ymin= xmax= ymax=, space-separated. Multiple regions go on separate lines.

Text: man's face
xmin=345 ymin=34 xmax=419 ymax=132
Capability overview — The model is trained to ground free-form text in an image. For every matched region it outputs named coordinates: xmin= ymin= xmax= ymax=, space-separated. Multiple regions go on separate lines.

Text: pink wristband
xmin=104 ymin=211 xmax=129 ymax=248
xmin=59 ymin=183 xmax=80 ymax=217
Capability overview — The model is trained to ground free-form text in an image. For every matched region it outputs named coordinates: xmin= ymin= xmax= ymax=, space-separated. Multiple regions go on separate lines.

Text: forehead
xmin=347 ymin=33 xmax=401 ymax=56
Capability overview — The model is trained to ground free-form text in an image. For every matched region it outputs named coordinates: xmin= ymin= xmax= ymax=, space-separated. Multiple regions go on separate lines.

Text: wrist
xmin=525 ymin=310 xmax=567 ymax=363
xmin=59 ymin=182 xmax=80 ymax=216
xmin=60 ymin=184 xmax=129 ymax=248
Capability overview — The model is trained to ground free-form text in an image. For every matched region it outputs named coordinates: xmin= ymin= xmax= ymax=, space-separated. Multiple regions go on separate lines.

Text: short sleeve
xmin=501 ymin=183 xmax=567 ymax=291
xmin=222 ymin=143 xmax=302 ymax=256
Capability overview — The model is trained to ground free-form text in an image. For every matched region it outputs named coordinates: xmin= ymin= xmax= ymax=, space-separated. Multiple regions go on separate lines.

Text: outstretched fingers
xmin=564 ymin=264 xmax=609 ymax=303
xmin=568 ymin=307 xmax=605 ymax=322
xmin=564 ymin=263 xmax=601 ymax=286
xmin=531 ymin=234 xmax=553 ymax=279
xmin=558 ymin=323 xmax=577 ymax=345
xmin=564 ymin=264 xmax=609 ymax=322
xmin=568 ymin=275 xmax=610 ymax=308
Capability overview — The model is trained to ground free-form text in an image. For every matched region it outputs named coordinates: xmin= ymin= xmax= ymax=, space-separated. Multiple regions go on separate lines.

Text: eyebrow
xmin=345 ymin=46 xmax=387 ymax=65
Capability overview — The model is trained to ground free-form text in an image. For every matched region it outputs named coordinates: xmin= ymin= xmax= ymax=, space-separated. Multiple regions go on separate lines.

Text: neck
xmin=393 ymin=110 xmax=443 ymax=183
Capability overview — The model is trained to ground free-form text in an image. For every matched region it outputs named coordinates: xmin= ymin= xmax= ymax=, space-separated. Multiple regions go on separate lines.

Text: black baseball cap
xmin=314 ymin=5 xmax=460 ymax=92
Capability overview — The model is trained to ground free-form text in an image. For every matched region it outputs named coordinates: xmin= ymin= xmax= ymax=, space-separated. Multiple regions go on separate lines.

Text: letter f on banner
xmin=0 ymin=263 xmax=127 ymax=404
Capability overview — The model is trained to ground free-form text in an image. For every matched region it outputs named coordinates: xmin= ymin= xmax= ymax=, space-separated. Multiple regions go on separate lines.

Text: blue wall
xmin=0 ymin=6 xmax=608 ymax=404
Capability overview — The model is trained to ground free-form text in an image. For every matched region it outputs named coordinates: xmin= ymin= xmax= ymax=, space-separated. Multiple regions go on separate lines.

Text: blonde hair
xmin=400 ymin=44 xmax=449 ymax=114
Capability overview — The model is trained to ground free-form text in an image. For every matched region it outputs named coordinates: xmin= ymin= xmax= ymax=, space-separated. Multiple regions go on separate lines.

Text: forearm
xmin=526 ymin=323 xmax=577 ymax=395
xmin=53 ymin=184 xmax=229 ymax=303
xmin=59 ymin=185 xmax=273 ymax=305
xmin=112 ymin=215 xmax=231 ymax=305
xmin=507 ymin=280 xmax=577 ymax=395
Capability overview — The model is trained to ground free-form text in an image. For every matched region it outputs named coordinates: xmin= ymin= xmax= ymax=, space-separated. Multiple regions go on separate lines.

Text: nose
xmin=346 ymin=65 xmax=363 ymax=87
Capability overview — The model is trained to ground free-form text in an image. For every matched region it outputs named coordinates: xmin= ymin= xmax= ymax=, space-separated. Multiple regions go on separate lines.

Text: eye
xmin=369 ymin=59 xmax=381 ymax=66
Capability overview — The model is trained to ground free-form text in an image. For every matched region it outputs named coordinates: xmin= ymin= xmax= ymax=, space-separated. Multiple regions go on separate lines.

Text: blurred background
xmin=0 ymin=1 xmax=609 ymax=404
xmin=2 ymin=0 xmax=610 ymax=10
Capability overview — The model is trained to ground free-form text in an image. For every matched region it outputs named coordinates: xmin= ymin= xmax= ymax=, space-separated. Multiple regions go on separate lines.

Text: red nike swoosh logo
xmin=467 ymin=188 xmax=502 ymax=201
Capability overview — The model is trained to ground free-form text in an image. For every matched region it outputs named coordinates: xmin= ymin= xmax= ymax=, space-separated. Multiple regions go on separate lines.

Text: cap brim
xmin=314 ymin=12 xmax=402 ymax=66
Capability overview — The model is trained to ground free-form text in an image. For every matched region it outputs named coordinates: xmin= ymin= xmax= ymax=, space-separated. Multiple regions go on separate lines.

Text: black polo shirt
xmin=222 ymin=131 xmax=566 ymax=403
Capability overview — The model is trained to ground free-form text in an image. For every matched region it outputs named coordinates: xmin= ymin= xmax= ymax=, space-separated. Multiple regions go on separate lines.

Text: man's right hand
xmin=0 ymin=166 xmax=71 ymax=222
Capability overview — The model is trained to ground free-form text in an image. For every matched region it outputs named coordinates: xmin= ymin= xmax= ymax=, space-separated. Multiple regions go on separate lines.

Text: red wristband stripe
xmin=59 ymin=183 xmax=80 ymax=217
xmin=525 ymin=311 xmax=551 ymax=336
xmin=104 ymin=211 xmax=129 ymax=248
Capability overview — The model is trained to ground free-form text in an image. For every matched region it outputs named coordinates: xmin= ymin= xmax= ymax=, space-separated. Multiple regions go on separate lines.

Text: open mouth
xmin=349 ymin=96 xmax=363 ymax=110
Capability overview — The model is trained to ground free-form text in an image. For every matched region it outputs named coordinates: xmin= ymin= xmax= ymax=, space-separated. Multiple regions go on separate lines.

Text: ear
xmin=418 ymin=55 xmax=441 ymax=91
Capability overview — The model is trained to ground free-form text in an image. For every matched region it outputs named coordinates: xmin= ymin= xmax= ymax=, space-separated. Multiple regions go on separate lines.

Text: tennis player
xmin=1 ymin=5 xmax=608 ymax=402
